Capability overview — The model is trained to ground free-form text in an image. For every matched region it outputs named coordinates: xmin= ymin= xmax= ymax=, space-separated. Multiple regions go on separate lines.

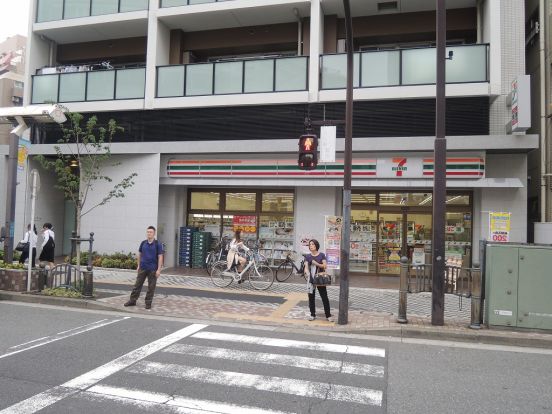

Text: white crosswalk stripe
xmin=127 ymin=360 xmax=384 ymax=407
xmin=191 ymin=331 xmax=387 ymax=357
xmin=163 ymin=343 xmax=385 ymax=377
xmin=0 ymin=325 xmax=386 ymax=413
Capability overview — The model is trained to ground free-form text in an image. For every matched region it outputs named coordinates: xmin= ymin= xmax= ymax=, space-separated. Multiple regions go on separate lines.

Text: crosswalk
xmin=1 ymin=324 xmax=387 ymax=414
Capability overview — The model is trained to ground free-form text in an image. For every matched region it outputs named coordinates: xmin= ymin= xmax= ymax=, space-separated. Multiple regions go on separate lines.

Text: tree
xmin=37 ymin=112 xmax=137 ymax=272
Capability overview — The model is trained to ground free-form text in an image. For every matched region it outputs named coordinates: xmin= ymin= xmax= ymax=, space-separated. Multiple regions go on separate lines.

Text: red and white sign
xmin=232 ymin=215 xmax=257 ymax=234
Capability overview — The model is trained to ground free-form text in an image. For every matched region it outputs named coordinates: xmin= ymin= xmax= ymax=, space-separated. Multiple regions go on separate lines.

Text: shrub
xmin=64 ymin=251 xmax=137 ymax=269
xmin=0 ymin=262 xmax=26 ymax=270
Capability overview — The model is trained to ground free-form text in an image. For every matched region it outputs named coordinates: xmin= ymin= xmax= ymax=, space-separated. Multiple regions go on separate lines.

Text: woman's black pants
xmin=308 ymin=286 xmax=331 ymax=317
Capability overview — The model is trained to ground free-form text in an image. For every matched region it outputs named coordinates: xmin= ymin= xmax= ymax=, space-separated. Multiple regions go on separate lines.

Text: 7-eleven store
xmin=160 ymin=151 xmax=523 ymax=276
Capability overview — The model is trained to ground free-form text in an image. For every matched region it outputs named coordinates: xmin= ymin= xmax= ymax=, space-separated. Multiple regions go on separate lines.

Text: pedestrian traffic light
xmin=298 ymin=134 xmax=318 ymax=170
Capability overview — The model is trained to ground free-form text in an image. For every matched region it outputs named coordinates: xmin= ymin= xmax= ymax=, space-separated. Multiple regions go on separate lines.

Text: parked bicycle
xmin=275 ymin=251 xmax=307 ymax=282
xmin=210 ymin=250 xmax=274 ymax=290
xmin=205 ymin=236 xmax=229 ymax=272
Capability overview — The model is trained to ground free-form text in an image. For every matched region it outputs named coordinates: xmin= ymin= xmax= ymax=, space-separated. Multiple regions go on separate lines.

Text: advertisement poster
xmin=489 ymin=212 xmax=511 ymax=243
xmin=412 ymin=248 xmax=425 ymax=266
xmin=232 ymin=215 xmax=257 ymax=234
xmin=17 ymin=138 xmax=31 ymax=172
xmin=298 ymin=234 xmax=316 ymax=255
xmin=350 ymin=242 xmax=372 ymax=261
xmin=324 ymin=215 xmax=343 ymax=269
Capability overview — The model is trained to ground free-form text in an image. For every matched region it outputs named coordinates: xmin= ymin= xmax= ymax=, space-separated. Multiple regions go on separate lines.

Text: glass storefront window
xmin=350 ymin=210 xmax=377 ymax=273
xmin=446 ymin=195 xmax=470 ymax=205
xmin=190 ymin=191 xmax=220 ymax=210
xmin=226 ymin=193 xmax=256 ymax=211
xmin=262 ymin=193 xmax=294 ymax=212
xmin=187 ymin=214 xmax=221 ymax=239
xmin=352 ymin=193 xmax=376 ymax=205
xmin=379 ymin=193 xmax=433 ymax=206
xmin=259 ymin=215 xmax=294 ymax=262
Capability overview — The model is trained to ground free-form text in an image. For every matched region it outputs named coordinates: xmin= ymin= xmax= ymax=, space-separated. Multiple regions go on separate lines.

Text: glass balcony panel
xmin=157 ymin=66 xmax=185 ymax=97
xmin=59 ymin=73 xmax=86 ymax=102
xmin=87 ymin=70 xmax=115 ymax=100
xmin=320 ymin=54 xmax=359 ymax=89
xmin=214 ymin=61 xmax=243 ymax=94
xmin=361 ymin=50 xmax=400 ymax=87
xmin=402 ymin=48 xmax=436 ymax=85
xmin=115 ymin=68 xmax=145 ymax=99
xmin=161 ymin=0 xmax=188 ymax=6
xmin=446 ymin=45 xmax=487 ymax=83
xmin=91 ymin=0 xmax=119 ymax=15
xmin=119 ymin=0 xmax=149 ymax=12
xmin=188 ymin=0 xmax=216 ymax=4
xmin=244 ymin=60 xmax=274 ymax=93
xmin=32 ymin=75 xmax=59 ymax=104
xmin=37 ymin=0 xmax=64 ymax=22
xmin=63 ymin=0 xmax=91 ymax=19
xmin=275 ymin=57 xmax=308 ymax=91
xmin=186 ymin=64 xmax=214 ymax=96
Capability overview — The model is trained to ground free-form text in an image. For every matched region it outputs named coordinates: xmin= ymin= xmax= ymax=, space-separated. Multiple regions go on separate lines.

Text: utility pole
xmin=3 ymin=132 xmax=19 ymax=263
xmin=431 ymin=0 xmax=447 ymax=326
xmin=338 ymin=0 xmax=354 ymax=325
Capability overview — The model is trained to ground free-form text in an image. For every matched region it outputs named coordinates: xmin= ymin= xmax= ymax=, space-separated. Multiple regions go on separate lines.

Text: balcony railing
xmin=36 ymin=0 xmax=149 ymax=22
xmin=156 ymin=56 xmax=308 ymax=98
xmin=320 ymin=44 xmax=489 ymax=90
xmin=160 ymin=0 xmax=232 ymax=7
xmin=31 ymin=68 xmax=146 ymax=104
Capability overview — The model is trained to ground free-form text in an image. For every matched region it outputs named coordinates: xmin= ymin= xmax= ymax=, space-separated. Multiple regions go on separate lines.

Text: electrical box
xmin=485 ymin=244 xmax=552 ymax=330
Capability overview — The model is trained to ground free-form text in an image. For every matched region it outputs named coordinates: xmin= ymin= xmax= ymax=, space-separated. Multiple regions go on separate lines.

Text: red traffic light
xmin=298 ymin=134 xmax=318 ymax=170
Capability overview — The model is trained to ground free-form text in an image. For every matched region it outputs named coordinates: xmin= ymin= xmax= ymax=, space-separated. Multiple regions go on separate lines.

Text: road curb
xmin=2 ymin=290 xmax=551 ymax=349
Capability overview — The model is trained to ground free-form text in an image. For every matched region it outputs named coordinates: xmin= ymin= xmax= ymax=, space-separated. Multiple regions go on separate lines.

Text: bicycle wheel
xmin=275 ymin=260 xmax=294 ymax=282
xmin=249 ymin=263 xmax=274 ymax=290
xmin=205 ymin=251 xmax=216 ymax=273
xmin=210 ymin=260 xmax=234 ymax=288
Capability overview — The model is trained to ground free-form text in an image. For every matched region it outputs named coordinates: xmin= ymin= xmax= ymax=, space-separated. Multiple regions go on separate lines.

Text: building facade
xmin=13 ymin=0 xmax=536 ymax=274
xmin=0 ymin=34 xmax=26 ymax=240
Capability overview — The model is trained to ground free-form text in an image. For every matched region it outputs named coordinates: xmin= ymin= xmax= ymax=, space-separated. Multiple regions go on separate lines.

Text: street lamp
xmin=0 ymin=105 xmax=67 ymax=264
xmin=338 ymin=0 xmax=354 ymax=325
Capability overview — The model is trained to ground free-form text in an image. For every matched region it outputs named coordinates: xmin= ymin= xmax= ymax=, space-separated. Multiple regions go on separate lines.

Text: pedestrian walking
xmin=38 ymin=223 xmax=55 ymax=269
xmin=125 ymin=226 xmax=164 ymax=310
xmin=19 ymin=224 xmax=38 ymax=268
xmin=304 ymin=239 xmax=332 ymax=321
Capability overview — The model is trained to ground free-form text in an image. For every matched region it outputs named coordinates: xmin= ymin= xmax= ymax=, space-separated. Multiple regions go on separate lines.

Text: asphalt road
xmin=0 ymin=301 xmax=551 ymax=414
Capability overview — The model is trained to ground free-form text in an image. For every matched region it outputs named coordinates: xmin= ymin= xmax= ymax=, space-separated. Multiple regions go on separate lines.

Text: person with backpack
xmin=124 ymin=226 xmax=164 ymax=310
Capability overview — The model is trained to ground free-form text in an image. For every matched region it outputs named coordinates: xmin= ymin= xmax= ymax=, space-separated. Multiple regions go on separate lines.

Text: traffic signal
xmin=298 ymin=134 xmax=318 ymax=170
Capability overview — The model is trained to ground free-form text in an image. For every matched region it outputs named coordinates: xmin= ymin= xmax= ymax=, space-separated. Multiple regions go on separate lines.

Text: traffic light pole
xmin=431 ymin=0 xmax=447 ymax=326
xmin=338 ymin=0 xmax=354 ymax=325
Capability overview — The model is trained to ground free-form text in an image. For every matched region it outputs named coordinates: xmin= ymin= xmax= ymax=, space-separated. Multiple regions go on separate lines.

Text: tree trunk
xmin=75 ymin=203 xmax=82 ymax=277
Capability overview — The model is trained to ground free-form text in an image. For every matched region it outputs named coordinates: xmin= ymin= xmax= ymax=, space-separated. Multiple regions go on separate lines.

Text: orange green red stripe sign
xmin=423 ymin=157 xmax=485 ymax=177
xmin=167 ymin=159 xmax=377 ymax=178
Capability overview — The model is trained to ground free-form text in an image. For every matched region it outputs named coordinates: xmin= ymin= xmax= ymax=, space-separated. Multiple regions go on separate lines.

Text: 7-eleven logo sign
xmin=391 ymin=158 xmax=408 ymax=177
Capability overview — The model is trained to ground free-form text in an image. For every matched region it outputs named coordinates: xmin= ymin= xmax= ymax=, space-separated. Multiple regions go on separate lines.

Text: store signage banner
xmin=511 ymin=75 xmax=531 ymax=133
xmin=324 ymin=215 xmax=343 ymax=269
xmin=377 ymin=157 xmax=423 ymax=178
xmin=17 ymin=138 xmax=31 ymax=171
xmin=489 ymin=212 xmax=511 ymax=243
xmin=232 ymin=215 xmax=257 ymax=233
xmin=320 ymin=126 xmax=336 ymax=163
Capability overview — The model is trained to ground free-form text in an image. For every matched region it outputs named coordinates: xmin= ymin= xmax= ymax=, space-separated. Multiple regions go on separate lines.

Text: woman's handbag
xmin=312 ymin=272 xmax=332 ymax=286
xmin=15 ymin=241 xmax=29 ymax=252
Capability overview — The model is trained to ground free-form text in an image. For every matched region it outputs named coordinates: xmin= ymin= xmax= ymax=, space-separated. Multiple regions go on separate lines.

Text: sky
xmin=0 ymin=0 xmax=30 ymax=42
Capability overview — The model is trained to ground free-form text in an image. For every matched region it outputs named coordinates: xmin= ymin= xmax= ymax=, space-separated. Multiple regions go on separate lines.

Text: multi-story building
xmin=13 ymin=0 xmax=535 ymax=274
xmin=526 ymin=0 xmax=552 ymax=243
xmin=0 ymin=34 xmax=26 ymax=239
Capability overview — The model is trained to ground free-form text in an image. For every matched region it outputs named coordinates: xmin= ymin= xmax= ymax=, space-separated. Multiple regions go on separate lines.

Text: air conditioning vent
xmin=378 ymin=1 xmax=398 ymax=12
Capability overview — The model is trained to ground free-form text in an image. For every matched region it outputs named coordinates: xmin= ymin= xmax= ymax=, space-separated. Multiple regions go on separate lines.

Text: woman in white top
xmin=226 ymin=230 xmax=249 ymax=283
xmin=39 ymin=222 xmax=55 ymax=269
xmin=19 ymin=224 xmax=38 ymax=268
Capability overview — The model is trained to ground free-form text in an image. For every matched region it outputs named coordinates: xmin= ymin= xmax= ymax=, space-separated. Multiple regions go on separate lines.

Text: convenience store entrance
xmin=350 ymin=192 xmax=472 ymax=276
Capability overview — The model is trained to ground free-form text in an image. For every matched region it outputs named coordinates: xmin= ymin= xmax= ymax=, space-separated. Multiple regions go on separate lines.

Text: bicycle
xmin=275 ymin=251 xmax=307 ymax=282
xmin=210 ymin=251 xmax=274 ymax=290
xmin=205 ymin=236 xmax=229 ymax=273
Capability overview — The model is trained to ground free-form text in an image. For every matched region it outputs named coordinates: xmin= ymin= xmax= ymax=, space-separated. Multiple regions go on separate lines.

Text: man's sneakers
xmin=124 ymin=301 xmax=136 ymax=307
xmin=308 ymin=314 xmax=334 ymax=322
xmin=308 ymin=315 xmax=316 ymax=321
xmin=145 ymin=303 xmax=152 ymax=310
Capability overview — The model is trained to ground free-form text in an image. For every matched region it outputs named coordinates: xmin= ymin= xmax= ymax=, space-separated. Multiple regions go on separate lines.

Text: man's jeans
xmin=129 ymin=269 xmax=158 ymax=305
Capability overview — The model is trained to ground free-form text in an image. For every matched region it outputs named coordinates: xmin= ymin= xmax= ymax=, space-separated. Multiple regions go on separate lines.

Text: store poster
xmin=489 ymin=212 xmax=511 ymax=243
xmin=412 ymin=248 xmax=425 ymax=266
xmin=232 ymin=215 xmax=257 ymax=234
xmin=17 ymin=137 xmax=31 ymax=172
xmin=324 ymin=215 xmax=343 ymax=269
xmin=350 ymin=242 xmax=372 ymax=261
xmin=298 ymin=234 xmax=316 ymax=255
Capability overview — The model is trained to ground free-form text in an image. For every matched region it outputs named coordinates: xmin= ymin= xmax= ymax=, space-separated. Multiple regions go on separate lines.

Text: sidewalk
xmin=2 ymin=267 xmax=551 ymax=348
